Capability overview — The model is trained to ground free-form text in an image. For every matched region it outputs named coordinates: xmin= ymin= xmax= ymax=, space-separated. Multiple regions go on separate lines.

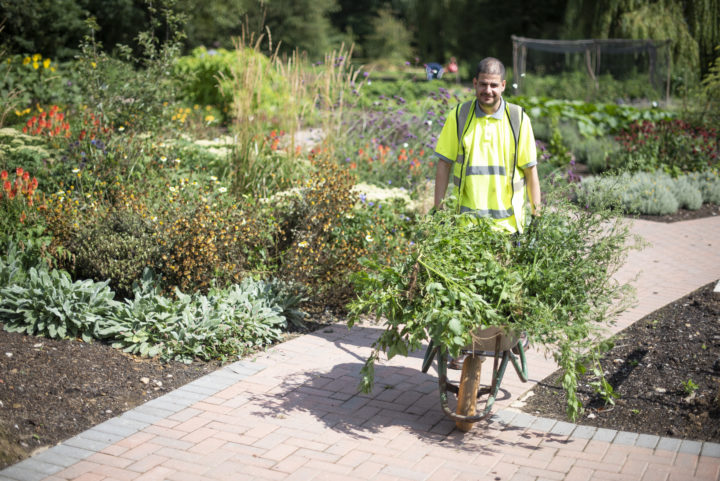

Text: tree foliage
xmin=563 ymin=0 xmax=719 ymax=78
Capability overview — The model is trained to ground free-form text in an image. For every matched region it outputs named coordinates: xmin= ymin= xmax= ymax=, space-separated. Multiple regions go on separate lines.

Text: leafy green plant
xmin=0 ymin=262 xmax=119 ymax=343
xmin=681 ymin=379 xmax=699 ymax=396
xmin=688 ymin=170 xmax=720 ymax=204
xmin=101 ymin=269 xmax=306 ymax=362
xmin=576 ymin=170 xmax=714 ymax=216
xmin=68 ymin=206 xmax=162 ymax=299
xmin=588 ymin=361 xmax=619 ymax=407
xmin=349 ymin=193 xmax=636 ymax=420
xmin=511 ymin=96 xmax=675 ymax=139
xmin=612 ymin=119 xmax=719 ymax=175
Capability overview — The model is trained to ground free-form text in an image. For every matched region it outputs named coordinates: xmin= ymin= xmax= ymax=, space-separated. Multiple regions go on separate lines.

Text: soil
xmin=0 ymin=306 xmax=336 ymax=470
xmin=521 ymin=280 xmax=720 ymax=443
xmin=1 ymin=208 xmax=719 ymax=470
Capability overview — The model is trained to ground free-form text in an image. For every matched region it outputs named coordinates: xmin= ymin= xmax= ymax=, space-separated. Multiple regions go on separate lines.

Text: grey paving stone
xmin=592 ymin=428 xmax=617 ymax=443
xmin=571 ymin=425 xmax=597 ymax=439
xmin=656 ymin=437 xmax=682 ymax=453
xmin=62 ymin=434 xmax=114 ymax=452
xmin=175 ymin=382 xmax=217 ymax=397
xmin=226 ymin=361 xmax=265 ymax=376
xmin=95 ymin=416 xmax=148 ymax=434
xmin=0 ymin=464 xmax=48 ymax=481
xmin=95 ymin=413 xmax=148 ymax=434
xmin=529 ymin=416 xmax=556 ymax=432
xmin=31 ymin=446 xmax=88 ymax=468
xmin=549 ymin=421 xmax=576 ymax=436
xmin=120 ymin=409 xmax=163 ymax=425
xmin=143 ymin=394 xmax=192 ymax=411
xmin=207 ymin=370 xmax=245 ymax=383
xmin=635 ymin=433 xmax=660 ymax=449
xmin=131 ymin=403 xmax=176 ymax=420
xmin=77 ymin=428 xmax=124 ymax=444
xmin=169 ymin=389 xmax=208 ymax=402
xmin=509 ymin=412 xmax=535 ymax=428
xmin=679 ymin=439 xmax=703 ymax=455
xmin=1 ymin=459 xmax=61 ymax=480
xmin=491 ymin=409 xmax=519 ymax=426
xmin=613 ymin=431 xmax=638 ymax=446
xmin=701 ymin=442 xmax=720 ymax=458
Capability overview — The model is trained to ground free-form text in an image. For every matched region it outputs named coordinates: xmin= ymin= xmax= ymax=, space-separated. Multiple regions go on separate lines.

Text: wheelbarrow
xmin=421 ymin=326 xmax=529 ymax=431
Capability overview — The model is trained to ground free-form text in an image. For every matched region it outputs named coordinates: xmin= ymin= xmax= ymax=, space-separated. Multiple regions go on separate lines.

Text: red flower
xmin=0 ymin=170 xmax=7 ymax=180
xmin=22 ymin=171 xmax=29 ymax=182
xmin=15 ymin=167 xmax=23 ymax=177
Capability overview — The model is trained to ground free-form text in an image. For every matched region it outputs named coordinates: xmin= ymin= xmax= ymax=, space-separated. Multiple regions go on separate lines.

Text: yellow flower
xmin=43 ymin=58 xmax=51 ymax=68
xmin=205 ymin=115 xmax=215 ymax=123
xmin=33 ymin=62 xmax=39 ymax=70
xmin=32 ymin=54 xmax=41 ymax=61
xmin=91 ymin=62 xmax=96 ymax=68
xmin=23 ymin=57 xmax=31 ymax=65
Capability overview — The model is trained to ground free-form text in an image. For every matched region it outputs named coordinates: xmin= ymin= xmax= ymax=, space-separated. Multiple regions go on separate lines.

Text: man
xmin=434 ymin=57 xmax=541 ymax=231
xmin=433 ymin=57 xmax=541 ymax=369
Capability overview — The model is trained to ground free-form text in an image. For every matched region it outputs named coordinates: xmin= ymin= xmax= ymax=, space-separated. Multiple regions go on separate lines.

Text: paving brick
xmin=572 ymin=425 xmax=597 ymax=440
xmin=592 ymin=428 xmax=618 ymax=443
xmin=271 ymin=454 xmax=310 ymax=474
xmin=678 ymin=440 xmax=703 ymax=455
xmin=126 ymin=453 xmax=169 ymax=473
xmin=639 ymin=462 xmax=672 ymax=481
xmin=694 ymin=458 xmax=720 ymax=479
xmin=351 ymin=460 xmax=385 ymax=479
xmin=635 ymin=434 xmax=660 ymax=450
xmin=0 ymin=460 xmax=61 ymax=481
xmin=133 ymin=465 xmax=175 ymax=481
xmin=564 ymin=465 xmax=594 ymax=481
xmin=656 ymin=437 xmax=682 ymax=453
xmin=189 ymin=436 xmax=226 ymax=455
xmin=701 ymin=442 xmax=720 ymax=458
xmin=33 ymin=444 xmax=95 ymax=467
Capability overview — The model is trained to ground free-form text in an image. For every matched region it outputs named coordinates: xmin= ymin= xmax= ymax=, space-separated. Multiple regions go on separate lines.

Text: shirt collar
xmin=475 ymin=98 xmax=506 ymax=120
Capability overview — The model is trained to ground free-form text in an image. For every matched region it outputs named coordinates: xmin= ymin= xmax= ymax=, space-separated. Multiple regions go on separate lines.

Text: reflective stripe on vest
xmin=454 ymin=100 xmax=527 ymax=232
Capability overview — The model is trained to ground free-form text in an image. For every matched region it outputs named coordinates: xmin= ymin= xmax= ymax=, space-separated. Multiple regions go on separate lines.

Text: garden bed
xmin=520 ymin=280 xmax=720 ymax=443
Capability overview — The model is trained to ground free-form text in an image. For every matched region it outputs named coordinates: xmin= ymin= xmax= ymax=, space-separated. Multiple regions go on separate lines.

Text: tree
xmin=364 ymin=8 xmax=413 ymax=62
xmin=562 ymin=0 xmax=719 ymax=78
xmin=0 ymin=0 xmax=88 ymax=58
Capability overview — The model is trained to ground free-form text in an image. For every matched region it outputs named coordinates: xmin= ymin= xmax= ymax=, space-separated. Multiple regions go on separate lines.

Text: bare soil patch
xmin=520 ymin=280 xmax=720 ymax=442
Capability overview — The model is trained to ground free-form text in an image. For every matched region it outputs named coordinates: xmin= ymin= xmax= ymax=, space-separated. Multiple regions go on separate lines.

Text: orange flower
xmin=19 ymin=212 xmax=26 ymax=223
xmin=350 ymin=162 xmax=357 ymax=169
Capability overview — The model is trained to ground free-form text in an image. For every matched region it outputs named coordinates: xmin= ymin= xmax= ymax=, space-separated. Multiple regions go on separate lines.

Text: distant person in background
xmin=426 ymin=62 xmax=444 ymax=80
xmin=447 ymin=56 xmax=459 ymax=83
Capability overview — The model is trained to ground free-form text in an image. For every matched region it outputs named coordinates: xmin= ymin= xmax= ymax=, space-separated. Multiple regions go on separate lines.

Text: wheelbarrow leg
xmin=455 ymin=354 xmax=484 ymax=432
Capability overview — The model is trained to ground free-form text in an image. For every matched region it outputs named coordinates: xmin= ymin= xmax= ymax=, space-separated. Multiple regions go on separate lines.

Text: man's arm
xmin=434 ymin=160 xmax=452 ymax=209
xmin=523 ymin=164 xmax=541 ymax=215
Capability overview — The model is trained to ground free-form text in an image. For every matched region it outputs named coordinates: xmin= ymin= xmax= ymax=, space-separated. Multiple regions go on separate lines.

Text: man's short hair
xmin=475 ymin=57 xmax=505 ymax=80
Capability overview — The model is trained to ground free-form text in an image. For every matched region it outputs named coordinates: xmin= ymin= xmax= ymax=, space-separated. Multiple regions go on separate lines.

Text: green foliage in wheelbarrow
xmin=348 ymin=193 xmax=639 ymax=421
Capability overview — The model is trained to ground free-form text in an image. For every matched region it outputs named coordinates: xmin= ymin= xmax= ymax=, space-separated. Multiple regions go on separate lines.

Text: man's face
xmin=473 ymin=73 xmax=506 ymax=112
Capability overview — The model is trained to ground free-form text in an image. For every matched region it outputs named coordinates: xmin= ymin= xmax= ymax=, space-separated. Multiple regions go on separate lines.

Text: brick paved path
xmin=2 ymin=216 xmax=719 ymax=481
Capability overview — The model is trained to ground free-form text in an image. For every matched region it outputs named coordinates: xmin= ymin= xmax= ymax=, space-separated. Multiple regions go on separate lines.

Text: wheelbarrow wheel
xmin=455 ymin=354 xmax=484 ymax=432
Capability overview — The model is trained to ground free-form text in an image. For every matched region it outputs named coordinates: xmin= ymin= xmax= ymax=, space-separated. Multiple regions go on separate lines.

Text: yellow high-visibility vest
xmin=434 ymin=99 xmax=537 ymax=233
